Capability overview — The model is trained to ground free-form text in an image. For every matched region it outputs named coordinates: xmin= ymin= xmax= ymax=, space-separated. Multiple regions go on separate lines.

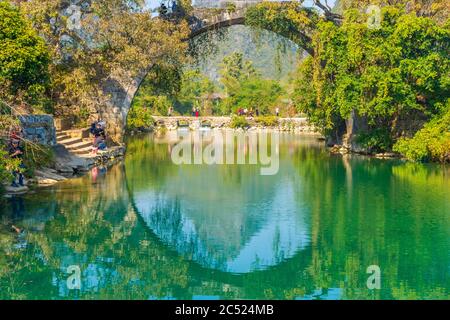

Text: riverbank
xmin=3 ymin=144 xmax=125 ymax=195
xmin=150 ymin=116 xmax=318 ymax=134
xmin=328 ymin=144 xmax=401 ymax=160
xmin=135 ymin=116 xmax=404 ymax=160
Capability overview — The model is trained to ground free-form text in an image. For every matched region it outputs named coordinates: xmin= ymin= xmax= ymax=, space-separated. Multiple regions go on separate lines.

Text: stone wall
xmin=152 ymin=116 xmax=318 ymax=133
xmin=19 ymin=115 xmax=57 ymax=146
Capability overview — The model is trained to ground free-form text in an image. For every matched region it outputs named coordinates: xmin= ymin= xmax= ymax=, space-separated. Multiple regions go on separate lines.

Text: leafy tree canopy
xmin=0 ymin=1 xmax=50 ymax=113
xmin=293 ymin=6 xmax=449 ymax=156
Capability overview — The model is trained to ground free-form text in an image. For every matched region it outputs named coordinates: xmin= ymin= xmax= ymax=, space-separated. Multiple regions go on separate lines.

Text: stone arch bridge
xmin=99 ymin=1 xmax=311 ymax=142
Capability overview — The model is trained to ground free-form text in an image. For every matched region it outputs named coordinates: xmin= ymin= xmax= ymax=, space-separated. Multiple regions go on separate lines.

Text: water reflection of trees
xmin=127 ymin=133 xmax=313 ymax=273
xmin=292 ymin=148 xmax=450 ymax=299
xmin=0 ymin=134 xmax=448 ymax=299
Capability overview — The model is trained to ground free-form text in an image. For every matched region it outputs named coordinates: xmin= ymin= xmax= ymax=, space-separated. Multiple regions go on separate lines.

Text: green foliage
xmin=22 ymin=142 xmax=54 ymax=176
xmin=219 ymin=53 xmax=284 ymax=115
xmin=0 ymin=139 xmax=53 ymax=186
xmin=0 ymin=146 xmax=17 ymax=185
xmin=293 ymin=6 xmax=449 ymax=154
xmin=393 ymin=107 xmax=450 ymax=162
xmin=220 ymin=52 xmax=258 ymax=94
xmin=177 ymin=69 xmax=215 ymax=114
xmin=228 ymin=79 xmax=283 ymax=115
xmin=133 ymin=94 xmax=172 ymax=117
xmin=18 ymin=0 xmax=189 ymax=122
xmin=224 ymin=2 xmax=237 ymax=13
xmin=230 ymin=116 xmax=249 ymax=129
xmin=255 ymin=116 xmax=279 ymax=127
xmin=0 ymin=1 xmax=50 ymax=112
xmin=357 ymin=127 xmax=393 ymax=152
xmin=127 ymin=104 xmax=155 ymax=130
xmin=131 ymin=68 xmax=216 ymax=116
xmin=245 ymin=2 xmax=319 ymax=55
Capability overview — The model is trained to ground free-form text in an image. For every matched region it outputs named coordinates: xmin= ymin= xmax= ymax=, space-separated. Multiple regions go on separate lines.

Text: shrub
xmin=230 ymin=116 xmax=249 ymax=129
xmin=22 ymin=142 xmax=54 ymax=176
xmin=356 ymin=127 xmax=393 ymax=153
xmin=393 ymin=109 xmax=450 ymax=163
xmin=225 ymin=2 xmax=237 ymax=13
xmin=127 ymin=105 xmax=155 ymax=130
xmin=0 ymin=147 xmax=18 ymax=186
xmin=255 ymin=116 xmax=279 ymax=127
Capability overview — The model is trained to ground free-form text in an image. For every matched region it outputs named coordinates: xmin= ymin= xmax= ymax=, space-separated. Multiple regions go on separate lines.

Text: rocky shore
xmin=328 ymin=144 xmax=401 ymax=159
xmin=3 ymin=144 xmax=125 ymax=195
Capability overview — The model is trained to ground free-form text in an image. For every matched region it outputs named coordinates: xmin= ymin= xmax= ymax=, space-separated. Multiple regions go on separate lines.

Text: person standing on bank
xmin=8 ymin=139 xmax=25 ymax=187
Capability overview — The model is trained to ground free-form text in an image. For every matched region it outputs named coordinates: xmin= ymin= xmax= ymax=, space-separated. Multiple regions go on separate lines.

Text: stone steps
xmin=71 ymin=146 xmax=94 ymax=155
xmin=66 ymin=140 xmax=93 ymax=151
xmin=56 ymin=132 xmax=70 ymax=140
xmin=56 ymin=128 xmax=93 ymax=156
xmin=58 ymin=136 xmax=83 ymax=146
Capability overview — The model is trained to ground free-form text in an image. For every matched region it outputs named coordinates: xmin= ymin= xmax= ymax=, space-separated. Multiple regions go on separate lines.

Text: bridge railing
xmin=192 ymin=0 xmax=301 ymax=9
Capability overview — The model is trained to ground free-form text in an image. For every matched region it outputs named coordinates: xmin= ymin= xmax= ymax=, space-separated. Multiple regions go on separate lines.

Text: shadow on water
xmin=0 ymin=131 xmax=448 ymax=299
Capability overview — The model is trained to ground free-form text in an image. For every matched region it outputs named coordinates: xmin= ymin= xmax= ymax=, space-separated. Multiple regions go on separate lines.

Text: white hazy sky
xmin=143 ymin=0 xmax=336 ymax=11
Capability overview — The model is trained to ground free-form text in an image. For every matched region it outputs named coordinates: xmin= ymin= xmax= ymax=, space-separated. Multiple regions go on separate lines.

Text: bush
xmin=393 ymin=109 xmax=450 ymax=163
xmin=230 ymin=116 xmax=249 ymax=129
xmin=356 ymin=127 xmax=393 ymax=153
xmin=0 ymin=147 xmax=18 ymax=186
xmin=127 ymin=105 xmax=155 ymax=130
xmin=22 ymin=142 xmax=54 ymax=176
xmin=255 ymin=116 xmax=279 ymax=127
xmin=225 ymin=2 xmax=237 ymax=13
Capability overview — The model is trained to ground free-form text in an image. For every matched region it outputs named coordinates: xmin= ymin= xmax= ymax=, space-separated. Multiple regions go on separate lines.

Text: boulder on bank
xmin=4 ymin=185 xmax=29 ymax=194
xmin=33 ymin=168 xmax=67 ymax=185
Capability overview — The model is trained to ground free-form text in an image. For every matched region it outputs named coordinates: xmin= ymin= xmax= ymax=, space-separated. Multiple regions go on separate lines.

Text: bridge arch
xmin=105 ymin=3 xmax=316 ymax=142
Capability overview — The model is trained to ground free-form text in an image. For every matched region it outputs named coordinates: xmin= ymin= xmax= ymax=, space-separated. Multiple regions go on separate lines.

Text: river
xmin=0 ymin=131 xmax=448 ymax=299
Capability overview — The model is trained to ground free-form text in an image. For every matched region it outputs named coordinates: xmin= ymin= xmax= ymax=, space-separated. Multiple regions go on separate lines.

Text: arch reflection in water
xmin=129 ymin=131 xmax=313 ymax=273
xmin=1 ymin=132 xmax=449 ymax=299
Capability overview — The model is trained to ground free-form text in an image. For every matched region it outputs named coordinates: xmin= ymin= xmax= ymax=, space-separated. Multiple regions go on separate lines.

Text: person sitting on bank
xmin=91 ymin=122 xmax=107 ymax=155
xmin=8 ymin=139 xmax=25 ymax=187
xmin=93 ymin=135 xmax=107 ymax=154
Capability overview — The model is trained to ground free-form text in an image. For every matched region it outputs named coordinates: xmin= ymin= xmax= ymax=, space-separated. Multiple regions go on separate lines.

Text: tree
xmin=229 ymin=79 xmax=283 ymax=115
xmin=245 ymin=2 xmax=320 ymax=56
xmin=218 ymin=52 xmax=283 ymax=115
xmin=0 ymin=1 xmax=50 ymax=113
xmin=16 ymin=0 xmax=189 ymax=124
xmin=177 ymin=69 xmax=215 ymax=114
xmin=334 ymin=0 xmax=448 ymax=24
xmin=393 ymin=106 xmax=450 ymax=162
xmin=219 ymin=52 xmax=258 ymax=95
xmin=293 ymin=6 xmax=449 ymax=154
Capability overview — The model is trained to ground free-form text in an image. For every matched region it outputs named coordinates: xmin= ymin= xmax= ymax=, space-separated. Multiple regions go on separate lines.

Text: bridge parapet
xmin=193 ymin=0 xmax=264 ymax=9
xmin=193 ymin=0 xmax=302 ymax=9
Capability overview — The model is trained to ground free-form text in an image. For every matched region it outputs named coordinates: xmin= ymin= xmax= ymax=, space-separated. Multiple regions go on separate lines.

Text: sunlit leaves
xmin=292 ymin=6 xmax=449 ymax=153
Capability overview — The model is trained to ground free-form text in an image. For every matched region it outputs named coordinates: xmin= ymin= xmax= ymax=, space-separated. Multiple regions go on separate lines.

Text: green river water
xmin=0 ymin=131 xmax=449 ymax=299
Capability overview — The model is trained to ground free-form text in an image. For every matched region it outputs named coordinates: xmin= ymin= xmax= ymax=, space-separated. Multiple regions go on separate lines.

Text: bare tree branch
xmin=313 ymin=0 xmax=343 ymax=22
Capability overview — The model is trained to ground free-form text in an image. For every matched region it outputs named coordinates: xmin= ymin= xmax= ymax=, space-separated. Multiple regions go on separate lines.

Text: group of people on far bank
xmin=166 ymin=106 xmax=281 ymax=118
xmin=237 ymin=107 xmax=280 ymax=117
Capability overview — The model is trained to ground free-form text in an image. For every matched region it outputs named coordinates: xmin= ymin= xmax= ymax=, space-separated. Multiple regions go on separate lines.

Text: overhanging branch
xmin=313 ymin=0 xmax=343 ymax=23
